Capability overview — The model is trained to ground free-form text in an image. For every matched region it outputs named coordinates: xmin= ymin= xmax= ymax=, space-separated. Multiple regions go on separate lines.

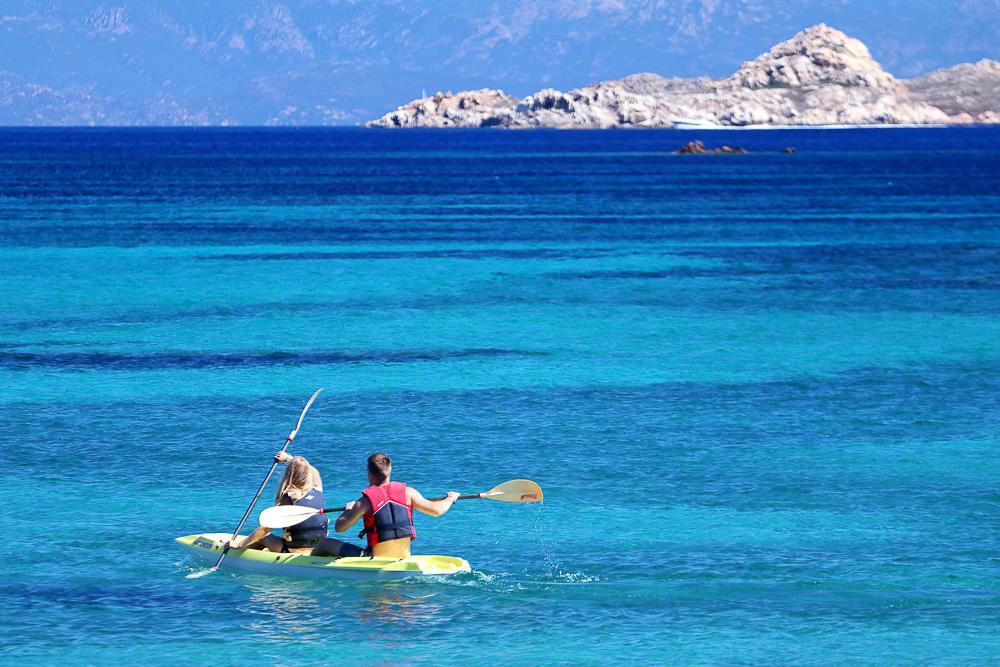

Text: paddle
xmin=258 ymin=479 xmax=544 ymax=529
xmin=186 ymin=387 xmax=324 ymax=579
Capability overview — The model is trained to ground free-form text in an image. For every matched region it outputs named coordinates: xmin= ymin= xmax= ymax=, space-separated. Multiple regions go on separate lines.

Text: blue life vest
xmin=281 ymin=489 xmax=328 ymax=546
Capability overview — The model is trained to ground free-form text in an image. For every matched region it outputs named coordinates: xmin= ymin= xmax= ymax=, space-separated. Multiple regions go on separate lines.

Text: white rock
xmin=366 ymin=25 xmax=999 ymax=129
xmin=728 ymin=24 xmax=902 ymax=92
xmin=371 ymin=88 xmax=519 ymax=128
xmin=907 ymin=59 xmax=1000 ymax=118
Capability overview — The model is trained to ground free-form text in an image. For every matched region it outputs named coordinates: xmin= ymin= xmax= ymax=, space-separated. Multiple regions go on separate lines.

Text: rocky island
xmin=366 ymin=24 xmax=999 ymax=129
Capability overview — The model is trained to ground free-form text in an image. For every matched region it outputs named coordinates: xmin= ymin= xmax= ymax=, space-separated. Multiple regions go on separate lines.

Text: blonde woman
xmin=231 ymin=452 xmax=328 ymax=553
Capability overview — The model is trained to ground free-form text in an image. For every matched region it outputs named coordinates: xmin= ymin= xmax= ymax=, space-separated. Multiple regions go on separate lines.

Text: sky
xmin=0 ymin=0 xmax=997 ymax=125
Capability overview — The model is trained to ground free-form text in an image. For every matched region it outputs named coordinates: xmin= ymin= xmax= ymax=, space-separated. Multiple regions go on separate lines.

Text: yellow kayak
xmin=177 ymin=533 xmax=471 ymax=579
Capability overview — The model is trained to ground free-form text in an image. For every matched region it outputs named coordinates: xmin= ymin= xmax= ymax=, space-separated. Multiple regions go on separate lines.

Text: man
xmin=311 ymin=452 xmax=459 ymax=558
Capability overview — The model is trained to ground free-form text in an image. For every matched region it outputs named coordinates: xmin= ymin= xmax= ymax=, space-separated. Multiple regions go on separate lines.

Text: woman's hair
xmin=275 ymin=456 xmax=323 ymax=503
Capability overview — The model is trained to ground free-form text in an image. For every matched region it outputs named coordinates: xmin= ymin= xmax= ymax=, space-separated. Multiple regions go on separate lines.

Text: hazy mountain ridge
xmin=367 ymin=24 xmax=999 ymax=128
xmin=0 ymin=2 xmax=997 ymax=126
xmin=908 ymin=59 xmax=1000 ymax=121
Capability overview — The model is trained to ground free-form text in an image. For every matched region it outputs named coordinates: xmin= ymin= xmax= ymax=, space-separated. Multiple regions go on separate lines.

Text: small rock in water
xmin=676 ymin=140 xmax=706 ymax=153
xmin=675 ymin=140 xmax=748 ymax=154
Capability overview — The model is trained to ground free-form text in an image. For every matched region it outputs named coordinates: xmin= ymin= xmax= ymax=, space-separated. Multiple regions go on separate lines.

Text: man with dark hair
xmin=311 ymin=452 xmax=459 ymax=558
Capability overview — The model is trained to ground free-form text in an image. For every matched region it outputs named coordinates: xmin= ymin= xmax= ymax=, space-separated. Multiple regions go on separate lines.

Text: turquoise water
xmin=1 ymin=127 xmax=998 ymax=664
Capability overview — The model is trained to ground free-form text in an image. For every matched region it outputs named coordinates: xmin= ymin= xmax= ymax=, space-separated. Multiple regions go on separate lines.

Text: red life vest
xmin=361 ymin=481 xmax=416 ymax=548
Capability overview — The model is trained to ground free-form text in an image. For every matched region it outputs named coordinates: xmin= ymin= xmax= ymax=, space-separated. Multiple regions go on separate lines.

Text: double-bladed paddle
xmin=186 ymin=388 xmax=324 ymax=579
xmin=258 ymin=479 xmax=543 ymax=529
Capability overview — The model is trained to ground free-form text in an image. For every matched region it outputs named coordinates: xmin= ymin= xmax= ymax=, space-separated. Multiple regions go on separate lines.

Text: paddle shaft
xmin=212 ymin=438 xmax=292 ymax=568
xmin=211 ymin=388 xmax=323 ymax=571
xmin=316 ymin=493 xmax=483 ymax=516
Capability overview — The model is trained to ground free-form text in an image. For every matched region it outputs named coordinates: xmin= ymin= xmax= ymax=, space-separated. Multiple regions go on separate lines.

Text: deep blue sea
xmin=1 ymin=127 xmax=998 ymax=665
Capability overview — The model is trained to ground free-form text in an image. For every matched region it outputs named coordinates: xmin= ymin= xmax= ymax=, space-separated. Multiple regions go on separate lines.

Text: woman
xmin=232 ymin=451 xmax=329 ymax=552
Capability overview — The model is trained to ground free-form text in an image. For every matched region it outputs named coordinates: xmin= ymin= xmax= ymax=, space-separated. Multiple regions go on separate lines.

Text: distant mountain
xmin=907 ymin=60 xmax=1000 ymax=122
xmin=0 ymin=1 xmax=997 ymax=126
xmin=367 ymin=25 xmax=998 ymax=128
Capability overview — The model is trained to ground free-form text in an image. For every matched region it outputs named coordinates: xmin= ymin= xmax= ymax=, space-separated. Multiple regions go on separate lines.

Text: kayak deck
xmin=177 ymin=533 xmax=471 ymax=579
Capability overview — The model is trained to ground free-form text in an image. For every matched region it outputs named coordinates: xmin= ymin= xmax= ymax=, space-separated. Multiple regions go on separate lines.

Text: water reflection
xmin=355 ymin=589 xmax=445 ymax=627
xmin=241 ymin=578 xmax=330 ymax=642
xmin=236 ymin=577 xmax=450 ymax=642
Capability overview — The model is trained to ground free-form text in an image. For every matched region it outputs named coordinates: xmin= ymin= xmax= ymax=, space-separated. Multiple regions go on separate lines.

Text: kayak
xmin=177 ymin=533 xmax=471 ymax=579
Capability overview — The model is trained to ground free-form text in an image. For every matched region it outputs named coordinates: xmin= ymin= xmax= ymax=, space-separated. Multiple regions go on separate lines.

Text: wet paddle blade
xmin=185 ymin=567 xmax=216 ymax=579
xmin=482 ymin=479 xmax=543 ymax=503
xmin=259 ymin=504 xmax=322 ymax=528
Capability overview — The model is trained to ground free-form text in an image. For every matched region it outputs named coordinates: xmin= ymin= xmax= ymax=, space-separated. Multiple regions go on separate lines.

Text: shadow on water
xmin=0 ymin=348 xmax=546 ymax=371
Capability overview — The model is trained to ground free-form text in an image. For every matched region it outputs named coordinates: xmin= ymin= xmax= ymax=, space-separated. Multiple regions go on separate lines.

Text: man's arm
xmin=335 ymin=495 xmax=370 ymax=533
xmin=408 ymin=487 xmax=460 ymax=517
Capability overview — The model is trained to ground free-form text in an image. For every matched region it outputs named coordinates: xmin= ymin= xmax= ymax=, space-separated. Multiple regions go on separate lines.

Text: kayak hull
xmin=177 ymin=533 xmax=471 ymax=580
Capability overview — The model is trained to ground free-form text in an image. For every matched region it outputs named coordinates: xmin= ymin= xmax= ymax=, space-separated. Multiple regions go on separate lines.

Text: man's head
xmin=367 ymin=452 xmax=392 ymax=485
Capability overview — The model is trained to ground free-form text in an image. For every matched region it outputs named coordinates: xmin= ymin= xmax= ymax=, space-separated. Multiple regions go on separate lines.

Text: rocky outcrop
xmin=726 ymin=24 xmax=901 ymax=91
xmin=907 ymin=59 xmax=1000 ymax=122
xmin=675 ymin=141 xmax=747 ymax=154
xmin=374 ymin=88 xmax=519 ymax=127
xmin=367 ymin=24 xmax=997 ymax=129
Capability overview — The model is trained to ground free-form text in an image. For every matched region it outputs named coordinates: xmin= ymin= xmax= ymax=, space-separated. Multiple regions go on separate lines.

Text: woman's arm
xmin=230 ymin=525 xmax=270 ymax=548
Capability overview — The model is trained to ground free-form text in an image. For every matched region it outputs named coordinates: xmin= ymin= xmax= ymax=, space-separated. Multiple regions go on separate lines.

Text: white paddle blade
xmin=259 ymin=504 xmax=321 ymax=528
xmin=185 ymin=567 xmax=216 ymax=579
xmin=483 ymin=479 xmax=543 ymax=503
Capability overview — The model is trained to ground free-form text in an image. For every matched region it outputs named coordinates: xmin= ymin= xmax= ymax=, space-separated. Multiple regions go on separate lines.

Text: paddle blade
xmin=185 ymin=567 xmax=216 ymax=579
xmin=482 ymin=479 xmax=543 ymax=503
xmin=259 ymin=504 xmax=321 ymax=528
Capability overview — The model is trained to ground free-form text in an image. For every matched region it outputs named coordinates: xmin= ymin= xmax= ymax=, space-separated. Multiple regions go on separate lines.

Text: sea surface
xmin=1 ymin=127 xmax=998 ymax=665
